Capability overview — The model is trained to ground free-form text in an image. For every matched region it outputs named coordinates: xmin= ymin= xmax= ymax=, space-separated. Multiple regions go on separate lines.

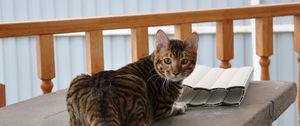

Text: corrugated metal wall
xmin=0 ymin=0 xmax=299 ymax=125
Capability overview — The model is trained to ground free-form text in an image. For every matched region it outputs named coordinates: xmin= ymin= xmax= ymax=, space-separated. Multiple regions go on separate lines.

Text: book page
xmin=226 ymin=67 xmax=254 ymax=88
xmin=189 ymin=90 xmax=210 ymax=106
xmin=223 ymin=88 xmax=245 ymax=105
xmin=194 ymin=68 xmax=225 ymax=90
xmin=206 ymin=89 xmax=227 ymax=105
xmin=210 ymin=68 xmax=238 ymax=89
xmin=177 ymin=86 xmax=198 ymax=104
xmin=182 ymin=65 xmax=211 ymax=87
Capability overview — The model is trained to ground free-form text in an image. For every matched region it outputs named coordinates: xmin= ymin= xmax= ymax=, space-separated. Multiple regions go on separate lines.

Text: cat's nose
xmin=173 ymin=71 xmax=180 ymax=76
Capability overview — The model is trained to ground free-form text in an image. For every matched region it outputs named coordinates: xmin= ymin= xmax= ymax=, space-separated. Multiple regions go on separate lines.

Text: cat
xmin=66 ymin=29 xmax=199 ymax=126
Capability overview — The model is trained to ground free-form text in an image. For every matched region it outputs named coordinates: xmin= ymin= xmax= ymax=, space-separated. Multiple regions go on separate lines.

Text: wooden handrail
xmin=216 ymin=20 xmax=234 ymax=69
xmin=85 ymin=30 xmax=104 ymax=74
xmin=0 ymin=84 xmax=5 ymax=107
xmin=294 ymin=15 xmax=300 ymax=117
xmin=256 ymin=17 xmax=273 ymax=80
xmin=1 ymin=2 xmax=300 ymax=38
xmin=36 ymin=35 xmax=55 ymax=94
xmin=131 ymin=27 xmax=149 ymax=62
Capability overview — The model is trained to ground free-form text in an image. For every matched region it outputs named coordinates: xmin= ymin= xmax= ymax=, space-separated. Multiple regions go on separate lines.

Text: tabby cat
xmin=66 ymin=30 xmax=199 ymax=126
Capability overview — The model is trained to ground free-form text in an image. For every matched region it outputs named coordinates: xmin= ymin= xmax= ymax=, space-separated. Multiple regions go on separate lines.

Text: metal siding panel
xmin=28 ymin=37 xmax=41 ymax=97
xmin=232 ymin=34 xmax=246 ymax=67
xmin=1 ymin=0 xmax=15 ymax=22
xmin=54 ymin=37 xmax=72 ymax=90
xmin=244 ymin=34 xmax=253 ymax=66
xmin=0 ymin=39 xmax=4 ymax=83
xmin=68 ymin=0 xmax=82 ymax=18
xmin=273 ymin=33 xmax=297 ymax=126
xmin=82 ymin=0 xmax=96 ymax=17
xmin=149 ymin=35 xmax=156 ymax=54
xmin=3 ymin=38 xmax=19 ymax=104
xmin=125 ymin=36 xmax=132 ymax=64
xmin=198 ymin=0 xmax=212 ymax=9
xmin=168 ymin=0 xmax=182 ymax=11
xmin=103 ymin=36 xmax=113 ymax=70
xmin=111 ymin=36 xmax=127 ymax=70
xmin=182 ymin=0 xmax=198 ymax=9
xmin=14 ymin=0 xmax=27 ymax=21
xmin=54 ymin=0 xmax=68 ymax=18
xmin=40 ymin=0 xmax=55 ymax=19
xmin=16 ymin=37 xmax=32 ymax=101
xmin=138 ymin=0 xmax=153 ymax=13
xmin=96 ymin=0 xmax=110 ymax=16
xmin=124 ymin=0 xmax=138 ymax=14
xmin=28 ymin=0 xmax=41 ymax=20
xmin=153 ymin=0 xmax=167 ymax=12
xmin=69 ymin=37 xmax=87 ymax=78
xmin=110 ymin=0 xmax=124 ymax=15
xmin=197 ymin=34 xmax=216 ymax=66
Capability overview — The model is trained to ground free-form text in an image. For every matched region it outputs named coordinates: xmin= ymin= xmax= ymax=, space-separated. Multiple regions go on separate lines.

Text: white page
xmin=211 ymin=68 xmax=238 ymax=89
xmin=182 ymin=65 xmax=211 ymax=87
xmin=194 ymin=68 xmax=225 ymax=89
xmin=226 ymin=67 xmax=254 ymax=88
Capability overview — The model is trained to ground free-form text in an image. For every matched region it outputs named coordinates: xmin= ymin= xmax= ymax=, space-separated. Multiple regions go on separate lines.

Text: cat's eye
xmin=181 ymin=59 xmax=189 ymax=65
xmin=163 ymin=58 xmax=172 ymax=64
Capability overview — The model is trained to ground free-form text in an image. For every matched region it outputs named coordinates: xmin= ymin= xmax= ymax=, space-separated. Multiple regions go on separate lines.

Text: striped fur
xmin=66 ymin=30 xmax=198 ymax=126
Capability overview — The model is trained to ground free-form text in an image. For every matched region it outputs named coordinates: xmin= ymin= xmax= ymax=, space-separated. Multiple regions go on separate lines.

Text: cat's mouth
xmin=166 ymin=75 xmax=185 ymax=82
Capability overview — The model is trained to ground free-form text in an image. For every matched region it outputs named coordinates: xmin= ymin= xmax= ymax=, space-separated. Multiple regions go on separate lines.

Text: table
xmin=0 ymin=81 xmax=296 ymax=126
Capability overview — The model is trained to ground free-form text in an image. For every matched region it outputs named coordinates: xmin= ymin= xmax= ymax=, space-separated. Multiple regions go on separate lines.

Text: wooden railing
xmin=0 ymin=84 xmax=5 ymax=107
xmin=0 ymin=2 xmax=300 ymax=124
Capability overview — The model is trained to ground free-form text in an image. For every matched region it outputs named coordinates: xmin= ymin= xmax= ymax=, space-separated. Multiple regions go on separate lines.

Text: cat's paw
xmin=174 ymin=102 xmax=187 ymax=114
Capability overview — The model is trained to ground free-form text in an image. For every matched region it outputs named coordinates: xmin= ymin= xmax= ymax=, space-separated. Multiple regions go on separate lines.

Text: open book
xmin=177 ymin=65 xmax=254 ymax=106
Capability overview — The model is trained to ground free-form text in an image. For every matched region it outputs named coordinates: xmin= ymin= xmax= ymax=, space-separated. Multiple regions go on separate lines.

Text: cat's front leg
xmin=168 ymin=102 xmax=187 ymax=116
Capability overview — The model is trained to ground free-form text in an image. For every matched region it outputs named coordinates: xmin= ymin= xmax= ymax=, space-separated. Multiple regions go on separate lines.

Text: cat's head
xmin=153 ymin=30 xmax=198 ymax=82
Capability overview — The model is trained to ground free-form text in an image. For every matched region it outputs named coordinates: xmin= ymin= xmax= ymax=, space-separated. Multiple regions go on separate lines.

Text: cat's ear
xmin=184 ymin=32 xmax=199 ymax=53
xmin=156 ymin=30 xmax=169 ymax=50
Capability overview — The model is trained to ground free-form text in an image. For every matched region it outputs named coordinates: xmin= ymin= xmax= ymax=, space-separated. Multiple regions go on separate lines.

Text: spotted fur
xmin=66 ymin=30 xmax=199 ymax=126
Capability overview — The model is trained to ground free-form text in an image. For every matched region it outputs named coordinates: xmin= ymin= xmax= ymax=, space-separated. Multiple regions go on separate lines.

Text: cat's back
xmin=67 ymin=70 xmax=116 ymax=98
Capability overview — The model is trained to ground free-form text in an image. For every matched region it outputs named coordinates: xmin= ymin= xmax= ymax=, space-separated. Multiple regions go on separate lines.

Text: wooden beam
xmin=294 ymin=15 xmax=300 ymax=121
xmin=131 ymin=27 xmax=149 ymax=62
xmin=0 ymin=84 xmax=5 ymax=107
xmin=216 ymin=20 xmax=234 ymax=69
xmin=256 ymin=17 xmax=273 ymax=80
xmin=85 ymin=30 xmax=104 ymax=74
xmin=1 ymin=3 xmax=300 ymax=37
xmin=175 ymin=23 xmax=192 ymax=40
xmin=36 ymin=34 xmax=55 ymax=94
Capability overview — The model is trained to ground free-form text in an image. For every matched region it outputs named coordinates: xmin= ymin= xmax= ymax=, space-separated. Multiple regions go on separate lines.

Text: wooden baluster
xmin=256 ymin=17 xmax=273 ymax=80
xmin=294 ymin=15 xmax=300 ymax=122
xmin=131 ymin=27 xmax=149 ymax=62
xmin=37 ymin=34 xmax=55 ymax=94
xmin=0 ymin=83 xmax=5 ymax=107
xmin=216 ymin=20 xmax=234 ymax=69
xmin=175 ymin=23 xmax=192 ymax=40
xmin=86 ymin=30 xmax=104 ymax=74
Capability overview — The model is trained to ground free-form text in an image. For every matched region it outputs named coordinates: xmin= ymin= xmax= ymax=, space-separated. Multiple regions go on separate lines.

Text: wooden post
xmin=255 ymin=17 xmax=273 ymax=80
xmin=175 ymin=23 xmax=192 ymax=40
xmin=36 ymin=34 xmax=55 ymax=94
xmin=216 ymin=20 xmax=234 ymax=69
xmin=131 ymin=27 xmax=149 ymax=62
xmin=294 ymin=15 xmax=300 ymax=121
xmin=86 ymin=30 xmax=104 ymax=74
xmin=0 ymin=84 xmax=5 ymax=107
